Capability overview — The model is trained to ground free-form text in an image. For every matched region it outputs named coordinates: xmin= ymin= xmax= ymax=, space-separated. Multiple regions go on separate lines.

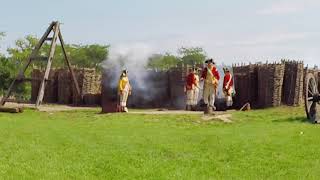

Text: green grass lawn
xmin=0 ymin=107 xmax=319 ymax=179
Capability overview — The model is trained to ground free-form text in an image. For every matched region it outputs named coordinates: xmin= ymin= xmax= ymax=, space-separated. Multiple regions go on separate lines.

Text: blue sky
xmin=0 ymin=0 xmax=319 ymax=65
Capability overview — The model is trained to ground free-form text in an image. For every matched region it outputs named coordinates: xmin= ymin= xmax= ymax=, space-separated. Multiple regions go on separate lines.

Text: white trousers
xmin=119 ymin=90 xmax=129 ymax=107
xmin=192 ymin=88 xmax=200 ymax=105
xmin=226 ymin=96 xmax=233 ymax=107
xmin=186 ymin=88 xmax=200 ymax=106
xmin=186 ymin=90 xmax=194 ymax=105
xmin=224 ymin=87 xmax=233 ymax=107
xmin=203 ymin=84 xmax=215 ymax=107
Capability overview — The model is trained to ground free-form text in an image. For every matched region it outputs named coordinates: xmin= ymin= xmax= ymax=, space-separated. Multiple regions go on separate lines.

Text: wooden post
xmin=35 ymin=23 xmax=60 ymax=107
xmin=58 ymin=30 xmax=81 ymax=97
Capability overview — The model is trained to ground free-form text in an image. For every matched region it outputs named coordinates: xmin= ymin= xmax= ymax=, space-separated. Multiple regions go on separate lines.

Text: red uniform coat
xmin=223 ymin=73 xmax=233 ymax=90
xmin=201 ymin=67 xmax=220 ymax=81
xmin=186 ymin=73 xmax=196 ymax=90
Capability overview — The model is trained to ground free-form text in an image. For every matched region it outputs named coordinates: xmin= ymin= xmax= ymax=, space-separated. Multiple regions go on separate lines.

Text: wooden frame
xmin=0 ymin=21 xmax=81 ymax=108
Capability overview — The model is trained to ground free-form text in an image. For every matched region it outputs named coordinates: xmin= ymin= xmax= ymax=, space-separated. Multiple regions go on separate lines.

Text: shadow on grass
xmin=272 ymin=116 xmax=312 ymax=124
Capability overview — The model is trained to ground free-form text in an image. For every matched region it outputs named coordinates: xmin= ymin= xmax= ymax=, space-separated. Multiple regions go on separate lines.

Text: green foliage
xmin=147 ymin=53 xmax=180 ymax=70
xmin=178 ymin=47 xmax=207 ymax=65
xmin=7 ymin=35 xmax=109 ymax=70
xmin=4 ymin=36 xmax=43 ymax=98
xmin=147 ymin=47 xmax=207 ymax=70
xmin=0 ymin=56 xmax=30 ymax=98
xmin=67 ymin=44 xmax=109 ymax=70
xmin=0 ymin=57 xmax=14 ymax=95
xmin=7 ymin=35 xmax=38 ymax=64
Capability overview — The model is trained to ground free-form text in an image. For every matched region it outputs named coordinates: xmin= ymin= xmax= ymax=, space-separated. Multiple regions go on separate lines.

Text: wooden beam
xmin=35 ymin=23 xmax=60 ymax=108
xmin=30 ymin=56 xmax=49 ymax=61
xmin=0 ymin=107 xmax=23 ymax=113
xmin=58 ymin=29 xmax=81 ymax=97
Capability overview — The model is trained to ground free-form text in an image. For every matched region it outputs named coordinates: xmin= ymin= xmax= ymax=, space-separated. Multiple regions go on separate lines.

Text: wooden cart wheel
xmin=304 ymin=73 xmax=319 ymax=122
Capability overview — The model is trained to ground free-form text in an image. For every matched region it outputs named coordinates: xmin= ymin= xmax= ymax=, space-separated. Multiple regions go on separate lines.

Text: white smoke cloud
xmin=102 ymin=42 xmax=159 ymax=103
xmin=101 ymin=42 xmax=233 ymax=107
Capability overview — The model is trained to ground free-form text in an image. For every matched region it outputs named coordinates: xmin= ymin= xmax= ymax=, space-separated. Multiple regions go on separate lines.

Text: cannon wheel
xmin=304 ymin=73 xmax=319 ymax=122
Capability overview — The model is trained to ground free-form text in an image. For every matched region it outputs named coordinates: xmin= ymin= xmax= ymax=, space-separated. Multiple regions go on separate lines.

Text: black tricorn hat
xmin=205 ymin=59 xmax=215 ymax=64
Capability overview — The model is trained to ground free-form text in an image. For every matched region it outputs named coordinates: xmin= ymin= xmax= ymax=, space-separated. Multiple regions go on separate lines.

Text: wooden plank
xmin=35 ymin=23 xmax=60 ymax=107
xmin=16 ymin=78 xmax=50 ymax=82
xmin=58 ymin=30 xmax=81 ymax=97
xmin=30 ymin=56 xmax=49 ymax=61
xmin=0 ymin=107 xmax=23 ymax=113
xmin=5 ymin=99 xmax=31 ymax=104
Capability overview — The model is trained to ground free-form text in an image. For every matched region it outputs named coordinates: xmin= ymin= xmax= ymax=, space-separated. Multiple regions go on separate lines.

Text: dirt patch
xmin=2 ymin=103 xmax=234 ymax=122
xmin=129 ymin=110 xmax=202 ymax=115
xmin=129 ymin=109 xmax=233 ymax=123
xmin=2 ymin=102 xmax=98 ymax=112
xmin=201 ymin=114 xmax=233 ymax=123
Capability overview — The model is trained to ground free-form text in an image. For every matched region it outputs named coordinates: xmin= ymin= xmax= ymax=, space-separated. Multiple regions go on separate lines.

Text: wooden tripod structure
xmin=0 ymin=21 xmax=81 ymax=108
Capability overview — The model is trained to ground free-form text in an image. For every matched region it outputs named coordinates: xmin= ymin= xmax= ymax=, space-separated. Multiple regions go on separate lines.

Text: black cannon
xmin=304 ymin=73 xmax=320 ymax=123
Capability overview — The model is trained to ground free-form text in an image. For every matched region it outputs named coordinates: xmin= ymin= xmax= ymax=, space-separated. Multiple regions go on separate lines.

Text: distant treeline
xmin=0 ymin=33 xmax=207 ymax=98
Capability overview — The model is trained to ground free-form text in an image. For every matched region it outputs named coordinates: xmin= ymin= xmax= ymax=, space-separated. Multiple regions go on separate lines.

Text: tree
xmin=0 ymin=56 xmax=30 ymax=99
xmin=7 ymin=35 xmax=109 ymax=70
xmin=178 ymin=47 xmax=207 ymax=65
xmin=147 ymin=53 xmax=180 ymax=70
xmin=7 ymin=35 xmax=39 ymax=68
xmin=0 ymin=56 xmax=16 ymax=95
xmin=68 ymin=44 xmax=109 ymax=70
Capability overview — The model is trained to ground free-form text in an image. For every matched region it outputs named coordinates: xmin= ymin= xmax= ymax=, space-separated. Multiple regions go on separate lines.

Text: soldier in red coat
xmin=223 ymin=68 xmax=234 ymax=107
xmin=185 ymin=68 xmax=200 ymax=111
xmin=201 ymin=59 xmax=220 ymax=113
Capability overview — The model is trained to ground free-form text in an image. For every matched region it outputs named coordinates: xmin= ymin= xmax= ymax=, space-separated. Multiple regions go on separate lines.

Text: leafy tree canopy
xmin=147 ymin=53 xmax=180 ymax=70
xmin=7 ymin=35 xmax=109 ymax=70
xmin=178 ymin=47 xmax=207 ymax=65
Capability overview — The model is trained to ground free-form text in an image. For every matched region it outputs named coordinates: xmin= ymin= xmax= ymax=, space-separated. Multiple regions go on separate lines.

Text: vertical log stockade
xmin=232 ymin=60 xmax=319 ymax=109
xmin=0 ymin=22 xmax=319 ymax=115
